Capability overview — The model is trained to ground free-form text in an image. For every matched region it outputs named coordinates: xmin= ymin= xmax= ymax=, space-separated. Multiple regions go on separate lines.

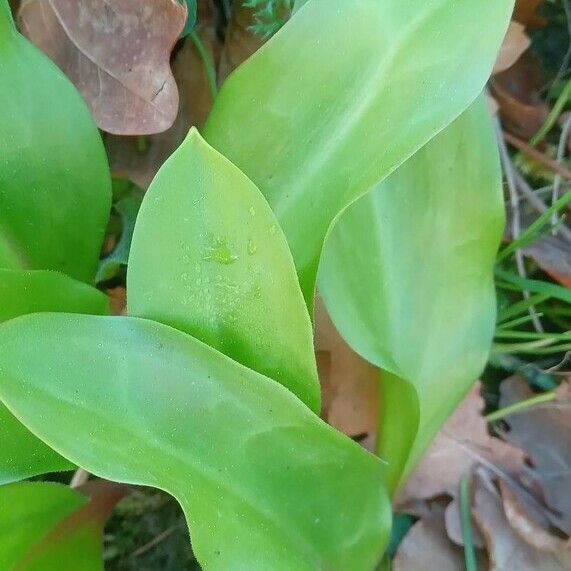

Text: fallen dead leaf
xmin=494 ymin=22 xmax=531 ymax=75
xmin=445 ymin=495 xmax=485 ymax=548
xmin=19 ymin=0 xmax=187 ymax=135
xmin=314 ymin=297 xmax=379 ymax=449
xmin=106 ymin=25 xmax=217 ymax=188
xmin=499 ymin=377 xmax=571 ymax=534
xmin=393 ymin=504 xmax=487 ymax=571
xmin=499 ymin=479 xmax=571 ymax=564
xmin=473 ymin=469 xmax=569 ymax=571
xmin=514 ymin=0 xmax=547 ymax=28
xmin=106 ymin=287 xmax=127 ymax=316
xmin=217 ymin=3 xmax=264 ymax=83
xmin=395 ymin=383 xmax=526 ymax=512
xmin=524 ymin=234 xmax=571 ymax=289
xmin=491 ymin=53 xmax=549 ymax=140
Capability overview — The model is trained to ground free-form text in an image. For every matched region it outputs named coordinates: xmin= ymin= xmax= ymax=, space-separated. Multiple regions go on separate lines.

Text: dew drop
xmin=247 ymin=239 xmax=257 ymax=255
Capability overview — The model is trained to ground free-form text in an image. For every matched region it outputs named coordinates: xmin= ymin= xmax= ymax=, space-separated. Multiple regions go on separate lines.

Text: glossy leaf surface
xmin=0 ymin=1 xmax=111 ymax=282
xmin=128 ymin=130 xmax=319 ymax=411
xmin=0 ymin=269 xmax=109 ymax=484
xmin=319 ymin=98 xmax=504 ymax=490
xmin=0 ymin=313 xmax=391 ymax=571
xmin=0 ymin=481 xmax=120 ymax=570
xmin=204 ymin=0 xmax=514 ymax=306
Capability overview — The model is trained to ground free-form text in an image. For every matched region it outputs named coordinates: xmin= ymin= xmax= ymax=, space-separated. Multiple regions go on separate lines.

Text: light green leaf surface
xmin=319 ymin=98 xmax=504 ymax=490
xmin=0 ymin=313 xmax=391 ymax=571
xmin=0 ymin=269 xmax=109 ymax=484
xmin=0 ymin=481 xmax=114 ymax=570
xmin=128 ymin=129 xmax=319 ymax=411
xmin=0 ymin=1 xmax=111 ymax=282
xmin=204 ymin=0 xmax=514 ymax=306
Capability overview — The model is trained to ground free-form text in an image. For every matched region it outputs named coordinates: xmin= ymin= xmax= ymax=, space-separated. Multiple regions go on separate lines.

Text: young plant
xmin=0 ymin=1 xmax=111 ymax=484
xmin=0 ymin=131 xmax=391 ymax=570
xmin=0 ymin=0 xmax=516 ymax=568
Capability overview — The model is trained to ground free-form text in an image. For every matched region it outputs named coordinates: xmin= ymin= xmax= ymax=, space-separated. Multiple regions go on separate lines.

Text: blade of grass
xmin=497 ymin=293 xmax=550 ymax=323
xmin=497 ymin=313 xmax=545 ymax=329
xmin=485 ymin=391 xmax=556 ymax=422
xmin=493 ymin=341 xmax=571 ymax=355
xmin=494 ymin=330 xmax=571 ymax=340
xmin=530 ymin=78 xmax=571 ymax=146
xmin=496 ymin=191 xmax=571 ymax=262
xmin=460 ymin=475 xmax=477 ymax=571
xmin=189 ymin=30 xmax=218 ymax=101
xmin=495 ymin=270 xmax=571 ymax=305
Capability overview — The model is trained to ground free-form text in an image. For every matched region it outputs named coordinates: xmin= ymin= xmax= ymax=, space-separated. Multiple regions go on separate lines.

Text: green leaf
xmin=495 ymin=269 xmax=571 ymax=304
xmin=0 ymin=0 xmax=111 ymax=282
xmin=0 ymin=480 xmax=121 ymax=570
xmin=96 ymin=193 xmax=142 ymax=284
xmin=0 ymin=313 xmax=391 ymax=570
xmin=203 ymin=0 xmax=514 ymax=308
xmin=0 ymin=269 xmax=109 ymax=484
xmin=128 ymin=129 xmax=320 ymax=412
xmin=319 ymin=98 xmax=504 ymax=490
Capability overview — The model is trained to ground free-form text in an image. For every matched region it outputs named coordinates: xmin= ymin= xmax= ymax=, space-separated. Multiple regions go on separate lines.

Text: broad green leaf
xmin=0 ymin=404 xmax=74 ymax=486
xmin=0 ymin=269 xmax=109 ymax=324
xmin=0 ymin=481 xmax=121 ymax=570
xmin=203 ymin=0 xmax=514 ymax=307
xmin=0 ymin=0 xmax=111 ymax=282
xmin=128 ymin=129 xmax=320 ymax=412
xmin=0 ymin=269 xmax=109 ymax=484
xmin=0 ymin=313 xmax=391 ymax=571
xmin=319 ymin=98 xmax=504 ymax=491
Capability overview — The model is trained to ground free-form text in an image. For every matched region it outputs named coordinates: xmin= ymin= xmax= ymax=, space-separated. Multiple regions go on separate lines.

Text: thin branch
xmin=495 ymin=118 xmax=545 ymax=333
xmin=503 ymin=130 xmax=571 ymax=180
xmin=130 ymin=523 xmax=186 ymax=558
xmin=512 ymin=170 xmax=571 ymax=243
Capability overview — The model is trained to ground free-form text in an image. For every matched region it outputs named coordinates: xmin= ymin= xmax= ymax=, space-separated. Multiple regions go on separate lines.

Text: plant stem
xmin=485 ymin=391 xmax=556 ymax=423
xmin=460 ymin=476 xmax=477 ymax=571
xmin=190 ymin=30 xmax=218 ymax=102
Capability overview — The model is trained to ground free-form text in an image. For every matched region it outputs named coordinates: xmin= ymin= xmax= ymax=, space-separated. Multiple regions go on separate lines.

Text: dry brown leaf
xmin=494 ymin=22 xmax=531 ymax=75
xmin=490 ymin=53 xmax=549 ymax=140
xmin=394 ymin=504 xmax=487 ymax=571
xmin=314 ymin=297 xmax=379 ymax=449
xmin=473 ymin=470 xmax=569 ymax=571
xmin=514 ymin=0 xmax=546 ymax=28
xmin=499 ymin=377 xmax=571 ymax=534
xmin=395 ymin=384 xmax=526 ymax=512
xmin=445 ymin=495 xmax=485 ymax=548
xmin=19 ymin=0 xmax=186 ymax=135
xmin=217 ymin=3 xmax=264 ymax=83
xmin=499 ymin=480 xmax=571 ymax=564
xmin=106 ymin=26 xmax=217 ymax=188
xmin=106 ymin=287 xmax=127 ymax=316
xmin=524 ymin=235 xmax=571 ymax=289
